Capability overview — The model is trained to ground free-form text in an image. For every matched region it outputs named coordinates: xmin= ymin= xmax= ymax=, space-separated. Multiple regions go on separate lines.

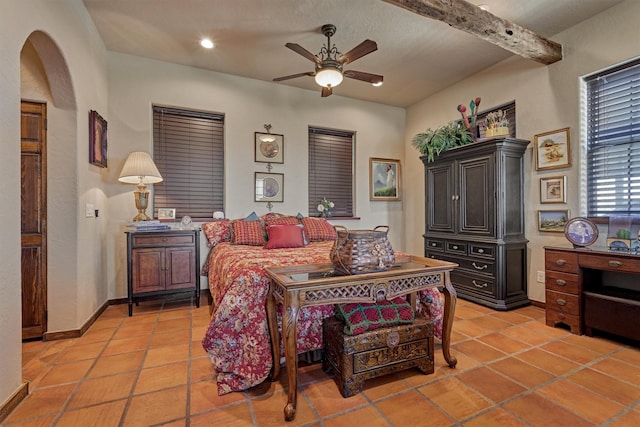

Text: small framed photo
xmin=540 ymin=176 xmax=567 ymax=204
xmin=255 ymin=132 xmax=284 ymax=164
xmin=255 ymin=172 xmax=284 ymax=202
xmin=89 ymin=110 xmax=108 ymax=168
xmin=369 ymin=158 xmax=401 ymax=201
xmin=535 ymin=127 xmax=571 ymax=171
xmin=538 ymin=209 xmax=570 ymax=232
xmin=157 ymin=208 xmax=176 ymax=221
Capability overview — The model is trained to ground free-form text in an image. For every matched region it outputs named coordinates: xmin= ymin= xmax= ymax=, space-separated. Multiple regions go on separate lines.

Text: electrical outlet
xmin=85 ymin=203 xmax=95 ymax=218
xmin=536 ymin=270 xmax=545 ymax=283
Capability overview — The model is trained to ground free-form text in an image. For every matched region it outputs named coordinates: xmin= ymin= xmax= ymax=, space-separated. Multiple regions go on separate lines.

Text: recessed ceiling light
xmin=200 ymin=38 xmax=214 ymax=49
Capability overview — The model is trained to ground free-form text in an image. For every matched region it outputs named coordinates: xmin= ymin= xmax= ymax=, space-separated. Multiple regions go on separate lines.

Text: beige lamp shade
xmin=118 ymin=151 xmax=163 ymax=184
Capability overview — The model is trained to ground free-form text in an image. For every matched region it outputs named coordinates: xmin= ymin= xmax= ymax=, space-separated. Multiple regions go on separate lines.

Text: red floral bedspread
xmin=201 ymin=241 xmax=444 ymax=395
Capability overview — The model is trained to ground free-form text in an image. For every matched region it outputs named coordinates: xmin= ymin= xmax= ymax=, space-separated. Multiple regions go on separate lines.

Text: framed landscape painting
xmin=538 ymin=209 xmax=570 ymax=232
xmin=369 ymin=158 xmax=401 ymax=201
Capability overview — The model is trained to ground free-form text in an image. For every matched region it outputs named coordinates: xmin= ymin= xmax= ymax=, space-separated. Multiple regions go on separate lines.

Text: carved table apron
xmin=265 ymin=256 xmax=458 ymax=422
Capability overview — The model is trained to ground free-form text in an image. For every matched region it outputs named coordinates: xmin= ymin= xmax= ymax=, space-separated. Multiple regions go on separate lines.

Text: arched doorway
xmin=20 ymin=31 xmax=76 ymax=340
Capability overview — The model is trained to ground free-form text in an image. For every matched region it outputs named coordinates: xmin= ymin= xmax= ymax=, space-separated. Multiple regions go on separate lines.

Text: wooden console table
xmin=265 ymin=256 xmax=458 ymax=422
xmin=544 ymin=246 xmax=640 ymax=340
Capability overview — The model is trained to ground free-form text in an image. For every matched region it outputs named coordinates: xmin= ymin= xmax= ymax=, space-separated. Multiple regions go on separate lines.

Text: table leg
xmin=441 ymin=271 xmax=458 ymax=368
xmin=282 ymin=292 xmax=300 ymax=421
xmin=265 ymin=284 xmax=280 ymax=381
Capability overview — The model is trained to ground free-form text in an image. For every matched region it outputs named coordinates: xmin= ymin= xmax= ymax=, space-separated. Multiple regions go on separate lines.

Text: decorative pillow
xmin=264 ymin=215 xmax=300 ymax=227
xmin=335 ymin=297 xmax=415 ymax=336
xmin=264 ymin=224 xmax=306 ymax=249
xmin=244 ymin=211 xmax=260 ymax=221
xmin=231 ymin=220 xmax=266 ymax=246
xmin=301 ymin=217 xmax=337 ymax=241
xmin=201 ymin=219 xmax=231 ymax=247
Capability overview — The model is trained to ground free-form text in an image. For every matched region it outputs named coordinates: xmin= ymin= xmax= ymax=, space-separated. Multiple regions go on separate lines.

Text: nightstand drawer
xmin=132 ymin=233 xmax=195 ymax=247
xmin=546 ymin=290 xmax=580 ymax=316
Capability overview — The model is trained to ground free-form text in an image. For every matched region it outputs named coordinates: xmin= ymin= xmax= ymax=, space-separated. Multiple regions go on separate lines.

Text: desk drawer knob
xmin=608 ymin=260 xmax=623 ymax=268
xmin=555 ymin=279 xmax=566 ymax=286
xmin=556 ymin=298 xmax=567 ymax=306
xmin=472 ymin=262 xmax=488 ymax=270
xmin=555 ymin=259 xmax=567 ymax=266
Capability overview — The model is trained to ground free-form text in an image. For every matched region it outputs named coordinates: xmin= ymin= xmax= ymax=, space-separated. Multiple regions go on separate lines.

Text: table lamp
xmin=118 ymin=151 xmax=163 ymax=221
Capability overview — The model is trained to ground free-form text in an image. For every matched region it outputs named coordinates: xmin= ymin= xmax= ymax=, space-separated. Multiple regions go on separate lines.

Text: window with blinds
xmin=152 ymin=106 xmax=224 ymax=219
xmin=308 ymin=127 xmax=354 ymax=217
xmin=586 ymin=58 xmax=640 ymax=217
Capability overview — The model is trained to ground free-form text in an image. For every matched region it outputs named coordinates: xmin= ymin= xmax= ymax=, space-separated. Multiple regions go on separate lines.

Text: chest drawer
xmin=132 ymin=233 xmax=195 ymax=247
xmin=545 ymin=289 xmax=580 ymax=316
xmin=452 ymin=271 xmax=496 ymax=296
xmin=469 ymin=243 xmax=495 ymax=258
xmin=425 ymin=239 xmax=444 ymax=252
xmin=445 ymin=241 xmax=467 ymax=255
xmin=456 ymin=257 xmax=495 ymax=276
xmin=545 ymin=270 xmax=579 ymax=294
xmin=545 ymin=250 xmax=578 ymax=273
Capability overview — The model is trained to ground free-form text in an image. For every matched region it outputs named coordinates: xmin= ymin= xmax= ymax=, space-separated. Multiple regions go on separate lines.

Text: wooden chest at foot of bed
xmin=322 ymin=316 xmax=434 ymax=397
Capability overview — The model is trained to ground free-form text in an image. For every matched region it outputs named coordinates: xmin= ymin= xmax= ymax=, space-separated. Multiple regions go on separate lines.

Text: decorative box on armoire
xmin=422 ymin=137 xmax=529 ymax=310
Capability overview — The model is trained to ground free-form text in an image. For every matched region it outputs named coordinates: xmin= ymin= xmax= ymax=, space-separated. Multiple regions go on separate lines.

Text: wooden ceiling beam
xmin=383 ymin=0 xmax=562 ymax=65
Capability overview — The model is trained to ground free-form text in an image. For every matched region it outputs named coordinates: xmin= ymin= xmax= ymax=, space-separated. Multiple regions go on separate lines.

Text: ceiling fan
xmin=273 ymin=24 xmax=383 ymax=97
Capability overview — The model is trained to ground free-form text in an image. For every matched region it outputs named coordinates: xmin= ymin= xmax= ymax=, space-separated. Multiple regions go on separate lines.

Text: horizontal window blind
xmin=153 ymin=106 xmax=224 ymax=219
xmin=586 ymin=59 xmax=640 ymax=217
xmin=308 ymin=127 xmax=354 ymax=217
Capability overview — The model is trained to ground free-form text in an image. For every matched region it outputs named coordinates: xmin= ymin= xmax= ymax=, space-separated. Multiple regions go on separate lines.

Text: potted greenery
xmin=411 ymin=121 xmax=474 ymax=162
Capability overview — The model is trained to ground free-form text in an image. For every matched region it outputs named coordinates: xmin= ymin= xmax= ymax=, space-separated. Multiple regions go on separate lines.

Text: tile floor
xmin=3 ymin=297 xmax=640 ymax=426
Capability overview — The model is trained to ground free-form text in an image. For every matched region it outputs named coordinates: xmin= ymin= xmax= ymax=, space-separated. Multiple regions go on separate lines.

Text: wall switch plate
xmin=536 ymin=271 xmax=545 ymax=283
xmin=85 ymin=203 xmax=95 ymax=218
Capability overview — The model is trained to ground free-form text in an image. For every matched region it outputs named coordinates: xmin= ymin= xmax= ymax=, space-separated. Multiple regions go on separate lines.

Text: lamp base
xmin=132 ymin=188 xmax=151 ymax=222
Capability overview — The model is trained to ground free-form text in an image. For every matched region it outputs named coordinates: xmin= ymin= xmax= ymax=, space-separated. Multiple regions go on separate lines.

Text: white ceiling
xmin=82 ymin=0 xmax=624 ymax=108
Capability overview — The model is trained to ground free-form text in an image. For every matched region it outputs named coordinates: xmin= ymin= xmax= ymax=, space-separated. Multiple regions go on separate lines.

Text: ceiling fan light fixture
xmin=200 ymin=38 xmax=214 ymax=49
xmin=372 ymin=81 xmax=383 ymax=87
xmin=315 ymin=67 xmax=343 ymax=88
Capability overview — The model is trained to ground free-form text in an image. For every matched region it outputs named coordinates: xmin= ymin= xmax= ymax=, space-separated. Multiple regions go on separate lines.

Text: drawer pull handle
xmin=472 ymin=262 xmax=488 ymax=270
xmin=555 ymin=279 xmax=566 ymax=286
xmin=472 ymin=280 xmax=488 ymax=288
xmin=431 ymin=243 xmax=437 ymax=247
xmin=555 ymin=259 xmax=567 ymax=266
xmin=477 ymin=248 xmax=485 ymax=254
xmin=162 ymin=238 xmax=168 ymax=242
xmin=556 ymin=298 xmax=567 ymax=306
xmin=608 ymin=260 xmax=623 ymax=268
xmin=452 ymin=245 xmax=458 ymax=250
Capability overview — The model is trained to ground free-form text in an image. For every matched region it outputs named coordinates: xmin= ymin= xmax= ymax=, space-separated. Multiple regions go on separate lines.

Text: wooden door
xmin=21 ymin=101 xmax=47 ymax=340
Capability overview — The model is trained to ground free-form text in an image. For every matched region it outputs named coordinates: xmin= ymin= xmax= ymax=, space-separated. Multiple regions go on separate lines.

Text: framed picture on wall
xmin=540 ymin=176 xmax=567 ymax=203
xmin=369 ymin=158 xmax=401 ymax=201
xmin=255 ymin=172 xmax=284 ymax=202
xmin=538 ymin=209 xmax=570 ymax=232
xmin=255 ymin=132 xmax=284 ymax=164
xmin=535 ymin=127 xmax=571 ymax=171
xmin=89 ymin=110 xmax=108 ymax=168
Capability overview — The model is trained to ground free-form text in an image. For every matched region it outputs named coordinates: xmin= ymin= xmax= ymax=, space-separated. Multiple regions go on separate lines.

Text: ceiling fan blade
xmin=344 ymin=70 xmax=383 ymax=84
xmin=321 ymin=86 xmax=333 ymax=97
xmin=339 ymin=39 xmax=377 ymax=65
xmin=273 ymin=71 xmax=315 ymax=82
xmin=285 ymin=43 xmax=321 ymax=64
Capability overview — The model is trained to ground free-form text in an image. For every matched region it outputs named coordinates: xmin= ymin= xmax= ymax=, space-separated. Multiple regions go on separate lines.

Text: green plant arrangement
xmin=411 ymin=121 xmax=474 ymax=162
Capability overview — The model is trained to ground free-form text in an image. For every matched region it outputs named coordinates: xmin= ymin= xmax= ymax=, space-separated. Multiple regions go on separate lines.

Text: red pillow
xmin=202 ymin=219 xmax=231 ymax=247
xmin=231 ymin=220 xmax=266 ymax=246
xmin=301 ymin=217 xmax=336 ymax=241
xmin=264 ymin=224 xmax=306 ymax=249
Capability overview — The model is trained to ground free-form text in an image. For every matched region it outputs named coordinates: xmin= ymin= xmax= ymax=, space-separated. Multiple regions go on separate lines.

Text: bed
xmin=200 ymin=213 xmax=444 ymax=395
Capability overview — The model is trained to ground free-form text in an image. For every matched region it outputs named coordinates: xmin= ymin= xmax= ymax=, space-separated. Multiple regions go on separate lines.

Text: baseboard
xmin=43 ymin=300 xmax=109 ymax=341
xmin=529 ymin=300 xmax=545 ymax=309
xmin=0 ymin=382 xmax=28 ymax=423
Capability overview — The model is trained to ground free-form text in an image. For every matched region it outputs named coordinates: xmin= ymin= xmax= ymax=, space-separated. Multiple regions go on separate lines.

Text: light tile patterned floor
xmin=3 ymin=297 xmax=640 ymax=426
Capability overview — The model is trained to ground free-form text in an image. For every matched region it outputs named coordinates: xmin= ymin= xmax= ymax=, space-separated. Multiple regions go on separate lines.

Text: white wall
xmin=105 ymin=52 xmax=406 ymax=298
xmin=404 ymin=0 xmax=640 ymax=303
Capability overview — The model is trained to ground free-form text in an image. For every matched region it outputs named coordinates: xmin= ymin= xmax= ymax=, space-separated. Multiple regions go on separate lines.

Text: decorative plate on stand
xmin=564 ymin=217 xmax=598 ymax=248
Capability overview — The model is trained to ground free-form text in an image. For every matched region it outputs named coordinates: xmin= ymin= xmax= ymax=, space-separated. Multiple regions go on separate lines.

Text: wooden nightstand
xmin=125 ymin=229 xmax=201 ymax=316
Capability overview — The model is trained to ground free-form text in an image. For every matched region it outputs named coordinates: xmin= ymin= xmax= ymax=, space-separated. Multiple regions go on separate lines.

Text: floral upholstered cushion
xmin=334 ymin=297 xmax=415 ymax=335
xmin=301 ymin=217 xmax=337 ymax=241
xmin=202 ymin=220 xmax=232 ymax=247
